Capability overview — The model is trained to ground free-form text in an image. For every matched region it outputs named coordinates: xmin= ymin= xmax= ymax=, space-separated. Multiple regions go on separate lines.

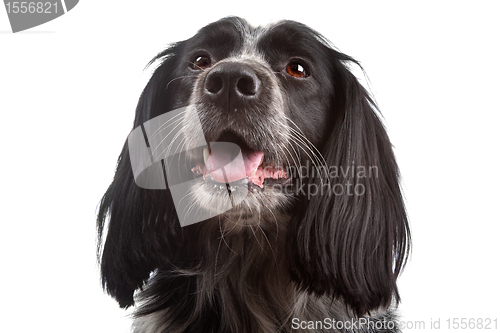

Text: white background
xmin=1 ymin=1 xmax=499 ymax=332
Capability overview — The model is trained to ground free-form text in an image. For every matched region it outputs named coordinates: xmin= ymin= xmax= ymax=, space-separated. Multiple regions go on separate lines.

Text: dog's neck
xmin=186 ymin=213 xmax=299 ymax=331
xmin=201 ymin=214 xmax=290 ymax=280
xmin=133 ymin=213 xmax=388 ymax=332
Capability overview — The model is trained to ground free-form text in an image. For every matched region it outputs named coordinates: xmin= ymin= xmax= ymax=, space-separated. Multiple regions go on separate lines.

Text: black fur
xmin=97 ymin=17 xmax=410 ymax=332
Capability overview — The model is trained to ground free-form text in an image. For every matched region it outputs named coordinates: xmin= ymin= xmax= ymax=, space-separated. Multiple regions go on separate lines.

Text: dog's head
xmin=98 ymin=17 xmax=410 ymax=317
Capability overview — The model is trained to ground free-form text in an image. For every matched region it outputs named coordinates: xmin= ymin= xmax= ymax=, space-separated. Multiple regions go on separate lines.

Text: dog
xmin=97 ymin=17 xmax=410 ymax=333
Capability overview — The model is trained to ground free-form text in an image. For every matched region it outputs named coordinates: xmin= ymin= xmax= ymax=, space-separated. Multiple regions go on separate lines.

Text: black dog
xmin=98 ymin=17 xmax=410 ymax=333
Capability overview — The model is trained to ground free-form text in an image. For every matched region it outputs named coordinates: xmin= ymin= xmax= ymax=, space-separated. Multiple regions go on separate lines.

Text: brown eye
xmin=286 ymin=61 xmax=309 ymax=78
xmin=191 ymin=55 xmax=211 ymax=70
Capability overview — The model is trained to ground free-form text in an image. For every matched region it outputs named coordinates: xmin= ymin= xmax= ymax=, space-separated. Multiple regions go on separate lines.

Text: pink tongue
xmin=206 ymin=143 xmax=264 ymax=183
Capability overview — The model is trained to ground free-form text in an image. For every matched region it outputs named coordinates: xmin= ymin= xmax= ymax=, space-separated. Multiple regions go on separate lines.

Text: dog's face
xmin=159 ymin=19 xmax=341 ymax=225
xmin=98 ymin=17 xmax=409 ymax=317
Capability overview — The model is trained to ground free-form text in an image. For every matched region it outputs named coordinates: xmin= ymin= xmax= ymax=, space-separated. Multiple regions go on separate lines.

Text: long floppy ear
xmin=97 ymin=44 xmax=186 ymax=308
xmin=288 ymin=52 xmax=410 ymax=317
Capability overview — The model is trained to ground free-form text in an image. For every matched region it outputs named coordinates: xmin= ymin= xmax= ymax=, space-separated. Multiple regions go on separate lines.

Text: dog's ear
xmin=97 ymin=45 xmax=186 ymax=308
xmin=288 ymin=52 xmax=410 ymax=317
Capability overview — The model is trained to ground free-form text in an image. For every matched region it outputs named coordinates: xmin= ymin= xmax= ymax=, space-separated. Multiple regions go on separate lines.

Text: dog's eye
xmin=286 ymin=61 xmax=309 ymax=78
xmin=191 ymin=55 xmax=212 ymax=70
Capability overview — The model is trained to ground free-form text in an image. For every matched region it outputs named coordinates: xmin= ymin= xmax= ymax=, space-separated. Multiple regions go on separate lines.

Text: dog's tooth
xmin=203 ymin=147 xmax=209 ymax=164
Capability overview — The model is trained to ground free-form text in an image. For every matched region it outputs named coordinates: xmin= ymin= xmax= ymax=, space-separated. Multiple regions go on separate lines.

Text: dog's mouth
xmin=191 ymin=131 xmax=289 ymax=190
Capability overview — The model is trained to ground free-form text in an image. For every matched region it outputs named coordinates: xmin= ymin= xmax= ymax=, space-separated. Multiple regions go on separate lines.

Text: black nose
xmin=204 ymin=62 xmax=260 ymax=110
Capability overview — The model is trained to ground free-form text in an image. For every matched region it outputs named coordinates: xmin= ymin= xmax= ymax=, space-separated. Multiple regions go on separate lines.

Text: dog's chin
xmin=189 ymin=175 xmax=294 ymax=228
